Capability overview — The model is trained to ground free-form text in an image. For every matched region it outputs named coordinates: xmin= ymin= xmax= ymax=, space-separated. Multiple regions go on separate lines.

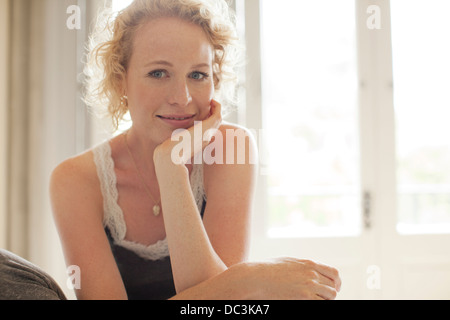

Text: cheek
xmin=194 ymin=83 xmax=214 ymax=118
xmin=128 ymin=82 xmax=162 ymax=112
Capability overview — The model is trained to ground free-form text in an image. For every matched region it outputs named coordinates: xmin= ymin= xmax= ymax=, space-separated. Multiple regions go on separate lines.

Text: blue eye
xmin=148 ymin=70 xmax=167 ymax=79
xmin=190 ymin=71 xmax=209 ymax=80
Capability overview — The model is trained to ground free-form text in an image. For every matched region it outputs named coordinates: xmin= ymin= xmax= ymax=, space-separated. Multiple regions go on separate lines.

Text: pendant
xmin=153 ymin=204 xmax=161 ymax=216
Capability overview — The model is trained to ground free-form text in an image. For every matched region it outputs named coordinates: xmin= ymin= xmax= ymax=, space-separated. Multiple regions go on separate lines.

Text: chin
xmin=197 ymin=108 xmax=211 ymax=121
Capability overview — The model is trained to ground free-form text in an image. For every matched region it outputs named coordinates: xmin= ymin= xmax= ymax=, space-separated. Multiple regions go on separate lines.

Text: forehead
xmin=131 ymin=17 xmax=214 ymax=66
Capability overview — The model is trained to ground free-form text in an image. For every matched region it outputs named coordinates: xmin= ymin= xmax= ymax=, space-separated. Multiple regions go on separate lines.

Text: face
xmin=123 ymin=17 xmax=215 ymax=144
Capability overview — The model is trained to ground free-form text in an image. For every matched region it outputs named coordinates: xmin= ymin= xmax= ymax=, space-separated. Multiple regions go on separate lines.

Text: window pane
xmin=112 ymin=0 xmax=133 ymax=12
xmin=260 ymin=0 xmax=360 ymax=237
xmin=391 ymin=0 xmax=450 ymax=234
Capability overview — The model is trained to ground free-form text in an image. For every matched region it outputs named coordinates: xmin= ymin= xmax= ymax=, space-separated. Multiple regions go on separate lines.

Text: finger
xmin=313 ymin=262 xmax=341 ymax=292
xmin=206 ymin=99 xmax=222 ymax=125
xmin=301 ymin=269 xmax=338 ymax=300
xmin=200 ymin=100 xmax=222 ymax=144
xmin=188 ymin=101 xmax=222 ymax=158
xmin=315 ymin=272 xmax=336 ymax=289
xmin=210 ymin=99 xmax=222 ymax=114
xmin=315 ymin=283 xmax=338 ymax=300
xmin=313 ymin=273 xmax=338 ymax=300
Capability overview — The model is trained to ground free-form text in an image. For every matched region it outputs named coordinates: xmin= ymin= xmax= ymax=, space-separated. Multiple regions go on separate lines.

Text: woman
xmin=48 ymin=0 xmax=341 ymax=300
xmin=51 ymin=0 xmax=254 ymax=300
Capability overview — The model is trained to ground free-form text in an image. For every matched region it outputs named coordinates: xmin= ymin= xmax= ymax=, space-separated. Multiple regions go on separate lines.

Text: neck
xmin=124 ymin=127 xmax=159 ymax=178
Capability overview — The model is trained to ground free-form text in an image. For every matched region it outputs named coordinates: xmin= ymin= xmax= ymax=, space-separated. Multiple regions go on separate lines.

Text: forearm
xmin=157 ymin=163 xmax=227 ymax=293
xmin=169 ymin=262 xmax=258 ymax=300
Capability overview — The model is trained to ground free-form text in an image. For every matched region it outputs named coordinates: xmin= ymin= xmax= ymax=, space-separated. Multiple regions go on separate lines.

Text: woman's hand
xmin=170 ymin=257 xmax=342 ymax=300
xmin=153 ymin=99 xmax=222 ymax=172
xmin=249 ymin=258 xmax=342 ymax=300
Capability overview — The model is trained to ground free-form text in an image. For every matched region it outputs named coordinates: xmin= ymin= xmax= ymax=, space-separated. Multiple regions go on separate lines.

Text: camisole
xmin=92 ymin=140 xmax=206 ymax=300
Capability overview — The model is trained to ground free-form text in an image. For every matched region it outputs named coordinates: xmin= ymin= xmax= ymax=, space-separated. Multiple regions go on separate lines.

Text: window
xmin=113 ymin=0 xmax=133 ymax=12
xmin=391 ymin=0 xmax=450 ymax=234
xmin=106 ymin=0 xmax=134 ymax=135
xmin=260 ymin=0 xmax=360 ymax=237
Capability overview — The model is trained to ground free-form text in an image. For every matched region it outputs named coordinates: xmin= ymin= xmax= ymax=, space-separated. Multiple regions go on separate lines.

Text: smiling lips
xmin=157 ymin=114 xmax=196 ymax=127
xmin=157 ymin=114 xmax=195 ymax=121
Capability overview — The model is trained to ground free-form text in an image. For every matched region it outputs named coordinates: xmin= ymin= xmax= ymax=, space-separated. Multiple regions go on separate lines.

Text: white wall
xmin=18 ymin=0 xmax=107 ymax=299
xmin=0 ymin=0 xmax=10 ymax=249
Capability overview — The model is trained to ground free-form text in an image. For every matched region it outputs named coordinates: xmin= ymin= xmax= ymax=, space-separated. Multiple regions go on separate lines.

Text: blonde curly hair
xmin=83 ymin=0 xmax=242 ymax=131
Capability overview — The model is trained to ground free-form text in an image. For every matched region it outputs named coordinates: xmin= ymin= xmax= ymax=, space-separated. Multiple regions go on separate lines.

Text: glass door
xmin=385 ymin=0 xmax=450 ymax=299
xmin=260 ymin=0 xmax=361 ymax=239
xmin=250 ymin=0 xmax=450 ymax=299
xmin=250 ymin=0 xmax=372 ymax=299
xmin=391 ymin=0 xmax=450 ymax=235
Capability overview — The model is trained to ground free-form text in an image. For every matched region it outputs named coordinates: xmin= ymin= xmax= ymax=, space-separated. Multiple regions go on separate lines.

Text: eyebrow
xmin=145 ymin=60 xmax=211 ymax=69
xmin=145 ymin=60 xmax=173 ymax=67
xmin=192 ymin=63 xmax=211 ymax=69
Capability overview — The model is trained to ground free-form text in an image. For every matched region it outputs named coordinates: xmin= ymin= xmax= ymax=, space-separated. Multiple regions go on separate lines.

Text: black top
xmin=105 ymin=199 xmax=207 ymax=300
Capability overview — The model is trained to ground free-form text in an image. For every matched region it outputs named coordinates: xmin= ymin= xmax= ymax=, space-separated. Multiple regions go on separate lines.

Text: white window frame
xmin=241 ymin=0 xmax=397 ymax=243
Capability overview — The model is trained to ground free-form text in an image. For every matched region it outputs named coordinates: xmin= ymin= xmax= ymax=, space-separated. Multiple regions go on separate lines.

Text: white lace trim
xmin=92 ymin=141 xmax=206 ymax=261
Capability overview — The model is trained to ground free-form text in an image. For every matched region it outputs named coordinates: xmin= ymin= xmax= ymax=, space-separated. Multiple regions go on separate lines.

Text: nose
xmin=168 ymin=78 xmax=192 ymax=107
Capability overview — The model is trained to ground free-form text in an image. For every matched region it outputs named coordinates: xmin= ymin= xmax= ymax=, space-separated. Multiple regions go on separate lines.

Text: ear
xmin=119 ymin=75 xmax=128 ymax=97
xmin=118 ymin=76 xmax=129 ymax=108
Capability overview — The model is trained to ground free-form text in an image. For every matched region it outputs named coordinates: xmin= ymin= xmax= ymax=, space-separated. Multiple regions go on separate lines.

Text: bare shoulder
xmin=218 ymin=122 xmax=257 ymax=141
xmin=50 ymin=149 xmax=103 ymax=222
xmin=50 ymin=150 xmax=98 ymax=193
xmin=215 ymin=121 xmax=258 ymax=167
xmin=203 ymin=121 xmax=258 ymax=195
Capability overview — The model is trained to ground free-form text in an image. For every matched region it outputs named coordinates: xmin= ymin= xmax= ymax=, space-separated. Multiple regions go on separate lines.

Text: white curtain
xmin=0 ymin=0 xmax=10 ymax=250
xmin=2 ymin=0 xmax=106 ymax=298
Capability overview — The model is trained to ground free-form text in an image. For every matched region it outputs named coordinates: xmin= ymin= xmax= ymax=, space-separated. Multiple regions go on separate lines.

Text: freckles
xmin=201 ymin=79 xmax=215 ymax=101
xmin=191 ymin=89 xmax=212 ymax=120
xmin=191 ymin=80 xmax=214 ymax=99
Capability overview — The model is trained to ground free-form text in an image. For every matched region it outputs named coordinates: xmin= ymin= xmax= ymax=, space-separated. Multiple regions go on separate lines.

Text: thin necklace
xmin=123 ymin=132 xmax=161 ymax=217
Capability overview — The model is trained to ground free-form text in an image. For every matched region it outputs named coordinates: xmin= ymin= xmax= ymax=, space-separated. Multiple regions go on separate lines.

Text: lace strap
xmin=92 ymin=142 xmax=127 ymax=241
